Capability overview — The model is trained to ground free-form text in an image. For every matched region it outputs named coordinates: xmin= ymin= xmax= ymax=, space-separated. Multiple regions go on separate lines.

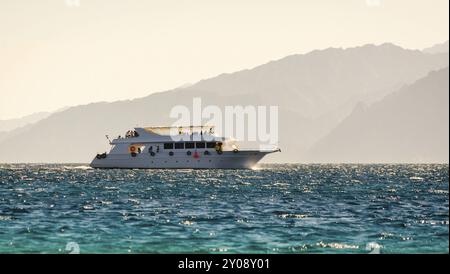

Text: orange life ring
xmin=129 ymin=146 xmax=136 ymax=153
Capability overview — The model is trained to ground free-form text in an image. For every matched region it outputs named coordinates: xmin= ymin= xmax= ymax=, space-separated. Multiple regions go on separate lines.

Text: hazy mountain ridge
xmin=0 ymin=43 xmax=448 ymax=163
xmin=308 ymin=67 xmax=449 ymax=163
xmin=0 ymin=112 xmax=51 ymax=132
xmin=188 ymin=43 xmax=448 ymax=119
xmin=423 ymin=41 xmax=449 ymax=54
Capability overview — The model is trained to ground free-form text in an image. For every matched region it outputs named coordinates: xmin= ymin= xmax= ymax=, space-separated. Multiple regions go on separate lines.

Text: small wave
xmin=419 ymin=220 xmax=449 ymax=225
xmin=127 ymin=198 xmax=140 ymax=205
xmin=180 ymin=220 xmax=195 ymax=226
xmin=316 ymin=241 xmax=359 ymax=250
xmin=0 ymin=215 xmax=13 ymax=221
xmin=409 ymin=176 xmax=424 ymax=181
xmin=209 ymin=247 xmax=229 ymax=252
xmin=278 ymin=213 xmax=308 ymax=219
xmin=379 ymin=232 xmax=395 ymax=239
xmin=104 ymin=186 xmax=119 ymax=190
xmin=428 ymin=189 xmax=448 ymax=195
xmin=82 ymin=205 xmax=95 ymax=210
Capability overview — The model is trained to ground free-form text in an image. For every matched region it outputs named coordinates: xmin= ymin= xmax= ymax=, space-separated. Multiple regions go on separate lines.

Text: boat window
xmin=175 ymin=143 xmax=184 ymax=149
xmin=185 ymin=142 xmax=195 ymax=149
xmin=206 ymin=142 xmax=216 ymax=148
xmin=164 ymin=143 xmax=174 ymax=150
xmin=195 ymin=142 xmax=206 ymax=149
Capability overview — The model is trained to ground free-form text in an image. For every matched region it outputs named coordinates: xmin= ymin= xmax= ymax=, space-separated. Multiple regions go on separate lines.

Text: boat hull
xmin=90 ymin=151 xmax=272 ymax=169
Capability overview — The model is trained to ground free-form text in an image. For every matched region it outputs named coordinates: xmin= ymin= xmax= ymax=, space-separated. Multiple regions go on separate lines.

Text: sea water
xmin=0 ymin=164 xmax=448 ymax=253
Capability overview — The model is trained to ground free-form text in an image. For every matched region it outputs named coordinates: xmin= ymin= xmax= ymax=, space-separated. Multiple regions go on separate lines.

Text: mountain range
xmin=309 ymin=68 xmax=449 ymax=163
xmin=423 ymin=41 xmax=449 ymax=54
xmin=0 ymin=112 xmax=51 ymax=132
xmin=0 ymin=42 xmax=448 ymax=163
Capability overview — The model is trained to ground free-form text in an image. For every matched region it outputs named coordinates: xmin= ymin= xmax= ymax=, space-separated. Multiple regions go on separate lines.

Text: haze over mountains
xmin=309 ymin=68 xmax=449 ymax=163
xmin=423 ymin=41 xmax=449 ymax=54
xmin=0 ymin=42 xmax=448 ymax=163
xmin=0 ymin=112 xmax=51 ymax=132
xmin=0 ymin=112 xmax=51 ymax=143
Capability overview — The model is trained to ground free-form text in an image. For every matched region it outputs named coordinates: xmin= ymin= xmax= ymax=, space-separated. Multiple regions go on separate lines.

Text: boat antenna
xmin=105 ymin=135 xmax=111 ymax=144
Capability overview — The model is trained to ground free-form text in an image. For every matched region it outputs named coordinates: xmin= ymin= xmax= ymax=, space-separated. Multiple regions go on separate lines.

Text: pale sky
xmin=0 ymin=0 xmax=448 ymax=120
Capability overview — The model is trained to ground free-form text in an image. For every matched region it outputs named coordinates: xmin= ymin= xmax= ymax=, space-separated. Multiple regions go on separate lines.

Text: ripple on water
xmin=0 ymin=164 xmax=448 ymax=254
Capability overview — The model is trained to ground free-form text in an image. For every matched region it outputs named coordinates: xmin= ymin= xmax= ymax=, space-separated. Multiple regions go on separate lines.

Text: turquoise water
xmin=0 ymin=164 xmax=448 ymax=254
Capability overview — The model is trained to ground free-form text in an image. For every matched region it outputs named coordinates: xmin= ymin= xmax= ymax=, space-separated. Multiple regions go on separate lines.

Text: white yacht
xmin=90 ymin=126 xmax=280 ymax=169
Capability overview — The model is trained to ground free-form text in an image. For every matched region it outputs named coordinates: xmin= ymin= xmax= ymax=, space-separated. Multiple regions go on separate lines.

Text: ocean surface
xmin=0 ymin=164 xmax=448 ymax=254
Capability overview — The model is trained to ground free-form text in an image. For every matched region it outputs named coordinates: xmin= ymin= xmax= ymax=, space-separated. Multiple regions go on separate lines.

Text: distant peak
xmin=357 ymin=42 xmax=405 ymax=51
xmin=379 ymin=42 xmax=402 ymax=48
xmin=423 ymin=40 xmax=449 ymax=54
xmin=307 ymin=43 xmax=407 ymax=56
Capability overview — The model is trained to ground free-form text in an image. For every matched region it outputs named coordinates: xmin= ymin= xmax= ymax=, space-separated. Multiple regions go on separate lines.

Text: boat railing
xmin=144 ymin=125 xmax=215 ymax=136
